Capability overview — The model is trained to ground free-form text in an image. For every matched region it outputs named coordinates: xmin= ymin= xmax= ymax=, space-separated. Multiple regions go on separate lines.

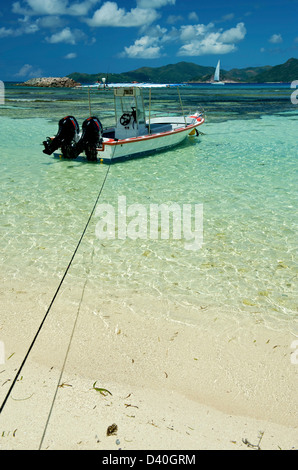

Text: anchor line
xmin=39 ymin=275 xmax=89 ymax=450
xmin=0 ymin=163 xmax=111 ymax=416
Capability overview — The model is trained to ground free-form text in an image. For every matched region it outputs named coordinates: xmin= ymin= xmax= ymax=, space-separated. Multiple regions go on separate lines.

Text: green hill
xmin=252 ymin=58 xmax=298 ymax=83
xmin=223 ymin=65 xmax=273 ymax=82
xmin=68 ymin=62 xmax=215 ymax=84
xmin=68 ymin=58 xmax=298 ymax=84
xmin=128 ymin=62 xmax=215 ymax=83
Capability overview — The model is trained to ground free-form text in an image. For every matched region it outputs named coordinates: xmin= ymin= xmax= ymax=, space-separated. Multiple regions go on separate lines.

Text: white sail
xmin=214 ymin=60 xmax=220 ymax=82
xmin=212 ymin=60 xmax=225 ymax=85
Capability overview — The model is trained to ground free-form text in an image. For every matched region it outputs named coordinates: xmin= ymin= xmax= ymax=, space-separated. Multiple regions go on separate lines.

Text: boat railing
xmin=87 ymin=106 xmax=205 ymax=132
xmin=147 ymin=107 xmax=205 ymax=121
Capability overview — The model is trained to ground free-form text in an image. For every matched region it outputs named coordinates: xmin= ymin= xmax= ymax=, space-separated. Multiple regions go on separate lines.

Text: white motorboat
xmin=42 ymin=86 xmax=205 ymax=163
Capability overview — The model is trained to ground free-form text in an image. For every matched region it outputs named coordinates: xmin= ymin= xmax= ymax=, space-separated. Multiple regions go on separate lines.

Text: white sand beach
xmin=0 ymin=276 xmax=297 ymax=450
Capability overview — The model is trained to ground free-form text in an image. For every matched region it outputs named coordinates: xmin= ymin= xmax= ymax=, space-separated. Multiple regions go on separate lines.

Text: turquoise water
xmin=0 ymin=83 xmax=297 ymax=334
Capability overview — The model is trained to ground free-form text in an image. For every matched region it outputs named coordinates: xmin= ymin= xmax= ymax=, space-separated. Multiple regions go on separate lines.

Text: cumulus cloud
xmin=0 ymin=16 xmax=39 ymax=37
xmin=13 ymin=0 xmax=69 ymax=16
xmin=269 ymin=33 xmax=283 ymax=44
xmin=121 ymin=20 xmax=247 ymax=60
xmin=178 ymin=35 xmax=236 ymax=56
xmin=220 ymin=22 xmax=246 ymax=43
xmin=64 ymin=52 xmax=77 ymax=59
xmin=180 ymin=23 xmax=212 ymax=42
xmin=178 ymin=22 xmax=246 ymax=56
xmin=12 ymin=0 xmax=100 ymax=16
xmin=188 ymin=12 xmax=199 ymax=22
xmin=15 ymin=63 xmax=43 ymax=77
xmin=37 ymin=15 xmax=65 ymax=28
xmin=0 ymin=27 xmax=16 ymax=38
xmin=120 ymin=24 xmax=169 ymax=58
xmin=45 ymin=27 xmax=85 ymax=44
xmin=120 ymin=35 xmax=163 ymax=59
xmin=137 ymin=0 xmax=175 ymax=8
xmin=85 ymin=2 xmax=159 ymax=27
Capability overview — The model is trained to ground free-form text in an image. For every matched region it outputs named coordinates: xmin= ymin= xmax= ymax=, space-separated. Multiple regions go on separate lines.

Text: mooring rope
xmin=0 ymin=163 xmax=111 ymax=416
xmin=38 ymin=275 xmax=89 ymax=449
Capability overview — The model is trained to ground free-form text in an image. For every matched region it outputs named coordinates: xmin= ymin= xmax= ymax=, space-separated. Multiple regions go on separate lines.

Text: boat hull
xmin=97 ymin=116 xmax=204 ymax=163
xmin=53 ymin=113 xmax=205 ymax=163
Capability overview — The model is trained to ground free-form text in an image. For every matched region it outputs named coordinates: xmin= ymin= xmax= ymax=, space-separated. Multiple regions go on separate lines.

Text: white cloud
xmin=18 ymin=15 xmax=39 ymax=33
xmin=45 ymin=27 xmax=85 ymax=44
xmin=67 ymin=0 xmax=101 ymax=16
xmin=12 ymin=0 xmax=100 ymax=16
xmin=64 ymin=52 xmax=77 ymax=59
xmin=139 ymin=23 xmax=167 ymax=39
xmin=188 ymin=12 xmax=198 ymax=22
xmin=219 ymin=22 xmax=246 ymax=44
xmin=269 ymin=33 xmax=283 ymax=44
xmin=0 ymin=16 xmax=39 ymax=37
xmin=0 ymin=27 xmax=15 ymax=38
xmin=120 ymin=35 xmax=163 ymax=58
xmin=180 ymin=23 xmax=212 ymax=42
xmin=38 ymin=15 xmax=66 ymax=28
xmin=12 ymin=0 xmax=69 ymax=16
xmin=121 ymin=19 xmax=247 ymax=60
xmin=85 ymin=1 xmax=159 ymax=27
xmin=120 ymin=23 xmax=169 ymax=59
xmin=137 ymin=0 xmax=175 ymax=8
xmin=178 ymin=22 xmax=246 ymax=56
xmin=167 ymin=14 xmax=183 ymax=24
xmin=15 ymin=63 xmax=43 ymax=77
xmin=221 ymin=13 xmax=235 ymax=22
xmin=178 ymin=35 xmax=236 ymax=56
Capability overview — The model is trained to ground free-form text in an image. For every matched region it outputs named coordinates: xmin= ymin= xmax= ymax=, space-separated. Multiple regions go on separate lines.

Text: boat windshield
xmin=114 ymin=88 xmax=146 ymax=125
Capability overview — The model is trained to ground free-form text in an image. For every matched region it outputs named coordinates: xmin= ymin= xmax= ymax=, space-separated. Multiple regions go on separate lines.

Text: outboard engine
xmin=43 ymin=116 xmax=80 ymax=158
xmin=75 ymin=117 xmax=103 ymax=161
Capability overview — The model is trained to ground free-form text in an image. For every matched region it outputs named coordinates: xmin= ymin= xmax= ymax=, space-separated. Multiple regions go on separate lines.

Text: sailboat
xmin=212 ymin=60 xmax=225 ymax=85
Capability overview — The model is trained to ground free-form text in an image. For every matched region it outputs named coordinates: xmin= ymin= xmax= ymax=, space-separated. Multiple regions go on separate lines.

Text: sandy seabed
xmin=0 ymin=275 xmax=297 ymax=451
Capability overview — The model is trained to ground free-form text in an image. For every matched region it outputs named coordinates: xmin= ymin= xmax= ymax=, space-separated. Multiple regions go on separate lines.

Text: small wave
xmin=7 ymin=98 xmax=57 ymax=102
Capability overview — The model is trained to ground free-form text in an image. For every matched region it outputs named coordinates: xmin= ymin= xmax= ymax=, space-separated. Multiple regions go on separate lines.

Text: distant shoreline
xmin=2 ymin=57 xmax=297 ymax=86
xmin=3 ymin=80 xmax=293 ymax=86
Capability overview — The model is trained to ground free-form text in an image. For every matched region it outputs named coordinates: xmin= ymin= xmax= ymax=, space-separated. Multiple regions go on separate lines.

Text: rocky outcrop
xmin=18 ymin=77 xmax=81 ymax=88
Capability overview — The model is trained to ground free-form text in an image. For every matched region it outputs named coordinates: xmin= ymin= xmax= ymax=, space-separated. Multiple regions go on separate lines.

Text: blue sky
xmin=0 ymin=0 xmax=297 ymax=81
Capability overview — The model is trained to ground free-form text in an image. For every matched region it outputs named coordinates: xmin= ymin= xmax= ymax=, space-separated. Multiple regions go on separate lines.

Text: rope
xmin=0 ymin=163 xmax=111 ymax=416
xmin=38 ymin=275 xmax=89 ymax=449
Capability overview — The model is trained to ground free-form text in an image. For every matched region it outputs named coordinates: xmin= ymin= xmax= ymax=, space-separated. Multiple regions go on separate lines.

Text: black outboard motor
xmin=43 ymin=116 xmax=80 ymax=158
xmin=75 ymin=117 xmax=103 ymax=161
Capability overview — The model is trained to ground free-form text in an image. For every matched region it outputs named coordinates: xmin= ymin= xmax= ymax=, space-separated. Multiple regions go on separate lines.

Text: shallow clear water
xmin=0 ymin=83 xmax=297 ymax=334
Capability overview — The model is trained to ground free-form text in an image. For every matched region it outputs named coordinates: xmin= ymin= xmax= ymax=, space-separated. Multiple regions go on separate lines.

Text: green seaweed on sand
xmin=93 ymin=381 xmax=112 ymax=396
